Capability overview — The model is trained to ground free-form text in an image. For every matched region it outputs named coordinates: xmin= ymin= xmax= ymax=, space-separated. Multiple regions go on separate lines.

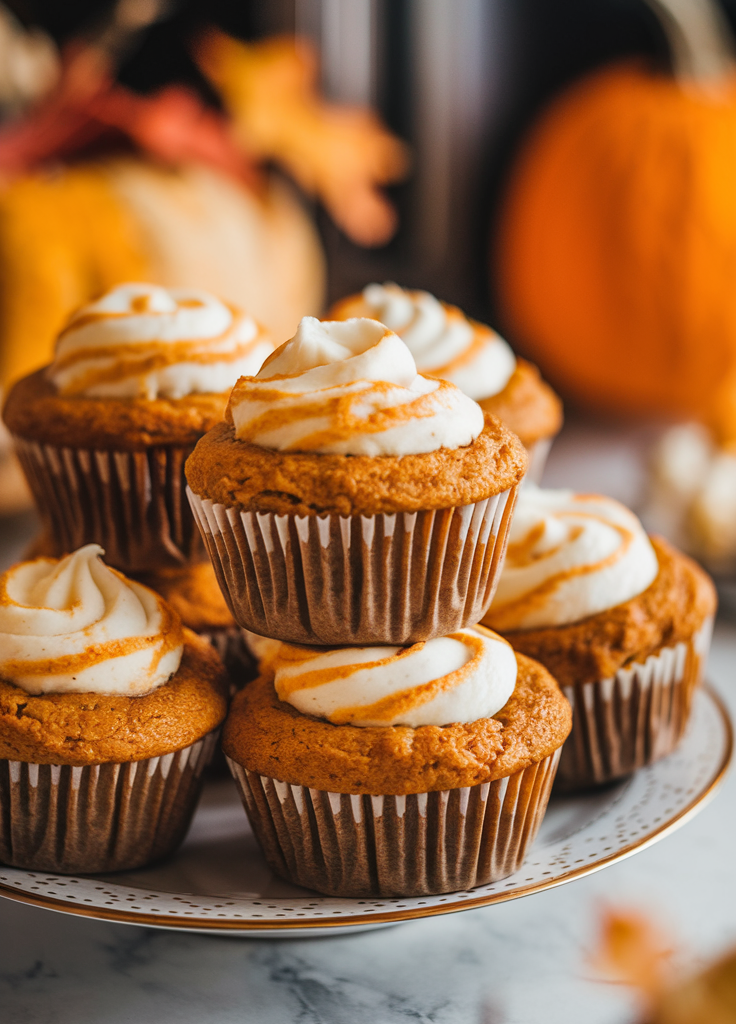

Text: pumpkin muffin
xmin=482 ymin=487 xmax=717 ymax=789
xmin=186 ymin=315 xmax=527 ymax=645
xmin=3 ymin=282 xmax=272 ymax=573
xmin=329 ymin=283 xmax=562 ymax=481
xmin=224 ymin=624 xmax=571 ymax=897
xmin=0 ymin=544 xmax=228 ymax=873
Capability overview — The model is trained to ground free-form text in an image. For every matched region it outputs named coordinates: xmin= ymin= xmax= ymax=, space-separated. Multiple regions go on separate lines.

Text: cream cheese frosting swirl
xmin=48 ymin=282 xmax=273 ymax=400
xmin=271 ymin=627 xmax=517 ymax=727
xmin=333 ymin=283 xmax=516 ymax=401
xmin=0 ymin=545 xmax=184 ymax=695
xmin=486 ymin=487 xmax=660 ymax=632
xmin=227 ymin=315 xmax=485 ymax=456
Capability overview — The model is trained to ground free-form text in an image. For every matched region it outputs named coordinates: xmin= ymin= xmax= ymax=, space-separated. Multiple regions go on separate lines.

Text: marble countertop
xmin=2 ymin=418 xmax=735 ymax=1024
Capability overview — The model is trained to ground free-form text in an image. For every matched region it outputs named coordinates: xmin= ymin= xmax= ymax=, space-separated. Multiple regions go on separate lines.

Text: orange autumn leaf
xmin=195 ymin=29 xmax=410 ymax=247
xmin=593 ymin=909 xmax=674 ymax=1008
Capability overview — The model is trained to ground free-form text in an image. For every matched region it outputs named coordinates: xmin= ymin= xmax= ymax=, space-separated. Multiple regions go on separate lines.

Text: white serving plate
xmin=0 ymin=686 xmax=730 ymax=938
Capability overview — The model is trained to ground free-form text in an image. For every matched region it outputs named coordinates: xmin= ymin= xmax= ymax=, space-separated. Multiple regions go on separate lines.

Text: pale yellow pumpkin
xmin=0 ymin=159 xmax=324 ymax=390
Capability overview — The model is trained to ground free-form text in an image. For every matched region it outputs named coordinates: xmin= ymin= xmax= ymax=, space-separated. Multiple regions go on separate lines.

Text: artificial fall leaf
xmin=0 ymin=43 xmax=257 ymax=188
xmin=594 ymin=910 xmax=674 ymax=1001
xmin=0 ymin=41 xmax=262 ymax=190
xmin=648 ymin=950 xmax=736 ymax=1024
xmin=594 ymin=910 xmax=736 ymax=1024
xmin=195 ymin=29 xmax=410 ymax=247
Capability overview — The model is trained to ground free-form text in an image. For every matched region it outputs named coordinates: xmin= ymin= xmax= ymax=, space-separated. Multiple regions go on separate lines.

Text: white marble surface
xmin=2 ymin=421 xmax=735 ymax=1024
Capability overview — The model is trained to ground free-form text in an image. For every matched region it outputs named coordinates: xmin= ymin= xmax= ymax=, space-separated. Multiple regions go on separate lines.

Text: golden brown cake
xmin=483 ymin=488 xmax=717 ymax=788
xmin=134 ymin=562 xmax=257 ymax=689
xmin=478 ymin=358 xmax=562 ymax=449
xmin=0 ymin=631 xmax=228 ymax=765
xmin=187 ymin=413 xmax=525 ymax=518
xmin=0 ymin=545 xmax=229 ymax=872
xmin=492 ymin=537 xmax=716 ymax=687
xmin=223 ymin=625 xmax=570 ymax=897
xmin=3 ymin=282 xmax=272 ymax=572
xmin=135 ymin=561 xmax=235 ymax=634
xmin=186 ymin=315 xmax=527 ymax=644
xmin=224 ymin=650 xmax=570 ymax=795
xmin=4 ymin=368 xmax=229 ymax=450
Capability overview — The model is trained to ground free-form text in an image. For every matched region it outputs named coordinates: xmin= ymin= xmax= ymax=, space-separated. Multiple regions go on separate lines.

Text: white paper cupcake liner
xmin=188 ymin=485 xmax=519 ymax=645
xmin=556 ymin=617 xmax=714 ymax=790
xmin=14 ymin=437 xmax=205 ymax=572
xmin=226 ymin=748 xmax=561 ymax=898
xmin=0 ymin=731 xmax=219 ymax=873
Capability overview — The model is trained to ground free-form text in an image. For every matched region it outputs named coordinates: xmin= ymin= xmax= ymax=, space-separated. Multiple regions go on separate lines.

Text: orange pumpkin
xmin=495 ymin=0 xmax=736 ymax=443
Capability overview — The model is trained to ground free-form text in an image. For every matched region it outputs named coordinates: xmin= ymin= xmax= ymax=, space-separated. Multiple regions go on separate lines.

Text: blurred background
xmin=2 ymin=1 xmax=735 ymax=324
xmin=5 ymin=0 xmax=729 ymax=313
xmin=3 ymin=0 xmax=736 ymax=565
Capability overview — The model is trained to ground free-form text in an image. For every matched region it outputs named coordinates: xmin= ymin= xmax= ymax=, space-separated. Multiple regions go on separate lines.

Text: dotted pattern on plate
xmin=0 ymin=687 xmax=728 ymax=929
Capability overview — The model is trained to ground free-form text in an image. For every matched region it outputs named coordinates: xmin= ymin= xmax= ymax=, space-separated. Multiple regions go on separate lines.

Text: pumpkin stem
xmin=643 ymin=0 xmax=735 ymax=81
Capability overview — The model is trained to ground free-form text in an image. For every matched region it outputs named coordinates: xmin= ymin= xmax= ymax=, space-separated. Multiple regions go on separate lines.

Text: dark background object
xmin=7 ymin=0 xmax=736 ymax=326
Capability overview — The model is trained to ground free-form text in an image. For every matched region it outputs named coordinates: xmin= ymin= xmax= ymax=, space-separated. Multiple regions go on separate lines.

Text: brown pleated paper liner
xmin=188 ymin=486 xmax=519 ymax=646
xmin=14 ymin=438 xmax=205 ymax=573
xmin=0 ymin=731 xmax=219 ymax=874
xmin=555 ymin=617 xmax=714 ymax=791
xmin=226 ymin=749 xmax=561 ymax=898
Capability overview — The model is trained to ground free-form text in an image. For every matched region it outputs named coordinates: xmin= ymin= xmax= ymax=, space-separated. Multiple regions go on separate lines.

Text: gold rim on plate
xmin=0 ymin=685 xmax=731 ymax=933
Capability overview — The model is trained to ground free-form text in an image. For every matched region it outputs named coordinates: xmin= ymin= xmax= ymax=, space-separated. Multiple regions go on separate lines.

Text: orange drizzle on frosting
xmin=0 ymin=592 xmax=184 ymax=679
xmin=53 ymin=304 xmax=266 ymax=396
xmin=275 ymin=631 xmax=491 ymax=725
xmin=490 ymin=511 xmax=636 ymax=627
xmin=228 ymin=376 xmax=458 ymax=452
xmin=427 ymin=316 xmax=496 ymax=378
xmin=273 ymin=642 xmax=423 ymax=697
xmin=330 ymin=294 xmax=502 ymax=379
xmin=60 ymin=291 xmax=206 ymax=332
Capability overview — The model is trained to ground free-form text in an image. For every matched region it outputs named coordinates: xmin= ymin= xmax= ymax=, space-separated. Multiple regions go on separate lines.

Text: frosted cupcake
xmin=0 ymin=544 xmax=228 ymax=873
xmin=224 ymin=625 xmax=571 ymax=897
xmin=186 ymin=316 xmax=527 ymax=645
xmin=482 ymin=487 xmax=717 ymax=789
xmin=3 ymin=283 xmax=272 ymax=573
xmin=329 ymin=283 xmax=562 ymax=482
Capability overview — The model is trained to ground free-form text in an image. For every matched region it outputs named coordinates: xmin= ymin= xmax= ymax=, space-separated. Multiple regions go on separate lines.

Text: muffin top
xmin=223 ymin=626 xmax=571 ymax=794
xmin=329 ymin=283 xmax=563 ymax=446
xmin=186 ymin=316 xmax=527 ymax=516
xmin=0 ymin=632 xmax=227 ymax=764
xmin=224 ymin=651 xmax=570 ymax=795
xmin=0 ymin=545 xmax=228 ymax=763
xmin=3 ymin=282 xmax=272 ymax=449
xmin=329 ymin=283 xmax=517 ymax=402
